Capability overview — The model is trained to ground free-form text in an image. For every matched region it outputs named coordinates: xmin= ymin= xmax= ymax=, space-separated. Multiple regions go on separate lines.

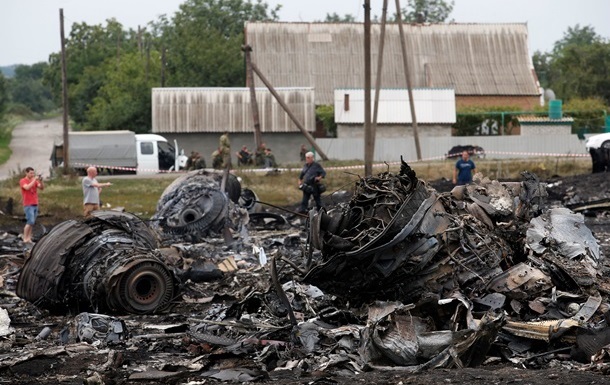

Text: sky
xmin=1 ymin=0 xmax=609 ymax=66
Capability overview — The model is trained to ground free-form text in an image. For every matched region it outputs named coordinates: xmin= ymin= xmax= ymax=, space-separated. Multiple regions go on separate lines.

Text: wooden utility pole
xmin=364 ymin=0 xmax=372 ymax=176
xmin=242 ymin=45 xmax=263 ymax=149
xmin=371 ymin=0 xmax=389 ymax=172
xmin=59 ymin=9 xmax=70 ymax=175
xmin=249 ymin=60 xmax=329 ymax=160
xmin=395 ymin=0 xmax=422 ymax=160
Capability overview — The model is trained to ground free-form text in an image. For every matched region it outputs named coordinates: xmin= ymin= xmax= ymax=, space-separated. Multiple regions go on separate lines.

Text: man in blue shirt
xmin=453 ymin=150 xmax=476 ymax=185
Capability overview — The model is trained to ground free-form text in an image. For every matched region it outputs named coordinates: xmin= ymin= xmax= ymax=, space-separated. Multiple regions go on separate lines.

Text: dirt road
xmin=0 ymin=117 xmax=63 ymax=180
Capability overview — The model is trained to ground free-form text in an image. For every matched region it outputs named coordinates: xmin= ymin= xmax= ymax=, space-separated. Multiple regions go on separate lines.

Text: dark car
xmin=446 ymin=145 xmax=485 ymax=159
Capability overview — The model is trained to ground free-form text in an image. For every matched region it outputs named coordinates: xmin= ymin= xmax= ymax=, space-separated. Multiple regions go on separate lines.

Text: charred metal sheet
xmin=16 ymin=211 xmax=179 ymax=315
xmin=361 ymin=300 xmax=504 ymax=370
xmin=526 ymin=207 xmax=601 ymax=288
xmin=152 ymin=170 xmax=248 ymax=243
xmin=486 ymin=263 xmax=553 ymax=300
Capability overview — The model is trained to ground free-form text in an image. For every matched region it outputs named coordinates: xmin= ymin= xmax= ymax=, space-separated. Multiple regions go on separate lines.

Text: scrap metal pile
xmin=2 ymin=161 xmax=610 ymax=383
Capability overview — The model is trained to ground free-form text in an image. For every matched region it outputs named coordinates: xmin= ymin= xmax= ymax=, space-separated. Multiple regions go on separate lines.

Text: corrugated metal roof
xmin=335 ymin=88 xmax=456 ymax=124
xmin=151 ymin=87 xmax=315 ymax=134
xmin=245 ymin=22 xmax=540 ymax=106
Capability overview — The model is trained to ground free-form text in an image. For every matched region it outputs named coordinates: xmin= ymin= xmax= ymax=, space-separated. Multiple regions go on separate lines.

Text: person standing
xmin=219 ymin=131 xmax=231 ymax=168
xmin=82 ymin=166 xmax=112 ymax=218
xmin=453 ymin=150 xmax=476 ymax=185
xmin=299 ymin=144 xmax=308 ymax=162
xmin=211 ymin=147 xmax=223 ymax=169
xmin=19 ymin=167 xmax=44 ymax=244
xmin=298 ymin=151 xmax=326 ymax=213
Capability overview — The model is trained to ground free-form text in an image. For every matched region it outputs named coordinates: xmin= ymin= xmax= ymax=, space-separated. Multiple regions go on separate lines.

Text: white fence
xmin=316 ymin=135 xmax=590 ymax=162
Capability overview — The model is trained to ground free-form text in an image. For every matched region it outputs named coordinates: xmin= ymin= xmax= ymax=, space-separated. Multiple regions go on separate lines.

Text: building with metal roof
xmin=245 ymin=22 xmax=541 ymax=110
xmin=335 ymin=88 xmax=456 ymax=137
xmin=151 ymin=87 xmax=316 ymax=165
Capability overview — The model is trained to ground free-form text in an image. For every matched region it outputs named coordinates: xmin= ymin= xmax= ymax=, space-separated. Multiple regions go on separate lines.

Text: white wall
xmin=316 ymin=135 xmax=589 ymax=162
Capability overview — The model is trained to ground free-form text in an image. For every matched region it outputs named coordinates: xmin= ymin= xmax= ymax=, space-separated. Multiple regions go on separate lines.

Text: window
xmin=140 ymin=142 xmax=154 ymax=155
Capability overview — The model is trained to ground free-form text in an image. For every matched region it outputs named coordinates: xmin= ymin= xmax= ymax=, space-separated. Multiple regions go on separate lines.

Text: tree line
xmin=0 ymin=0 xmax=608 ymax=134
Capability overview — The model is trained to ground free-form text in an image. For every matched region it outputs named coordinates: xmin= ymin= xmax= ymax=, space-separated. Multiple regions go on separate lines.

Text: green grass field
xmin=0 ymin=156 xmax=590 ymax=224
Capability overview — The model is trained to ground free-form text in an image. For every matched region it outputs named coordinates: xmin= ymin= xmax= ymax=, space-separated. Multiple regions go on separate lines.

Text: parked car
xmin=446 ymin=145 xmax=485 ymax=159
xmin=585 ymin=133 xmax=610 ymax=173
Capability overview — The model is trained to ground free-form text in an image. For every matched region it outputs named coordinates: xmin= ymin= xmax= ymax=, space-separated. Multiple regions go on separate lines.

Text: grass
xmin=0 ymin=155 xmax=593 ymax=225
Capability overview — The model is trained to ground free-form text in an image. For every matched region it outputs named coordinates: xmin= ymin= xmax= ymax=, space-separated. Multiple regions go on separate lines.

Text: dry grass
xmin=236 ymin=156 xmax=591 ymax=206
xmin=0 ymin=157 xmax=592 ymax=223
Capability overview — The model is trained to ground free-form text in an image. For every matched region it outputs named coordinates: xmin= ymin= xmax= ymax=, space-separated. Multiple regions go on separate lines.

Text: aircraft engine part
xmin=152 ymin=170 xmax=246 ymax=242
xmin=16 ymin=211 xmax=179 ymax=315
xmin=239 ymin=188 xmax=262 ymax=213
xmin=302 ymin=159 xmax=512 ymax=304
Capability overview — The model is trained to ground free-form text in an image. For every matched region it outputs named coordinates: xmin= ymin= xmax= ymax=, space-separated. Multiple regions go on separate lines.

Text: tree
xmin=394 ymin=0 xmax=454 ymax=23
xmin=86 ymin=51 xmax=162 ymax=133
xmin=536 ymin=25 xmax=610 ymax=105
xmin=0 ymin=73 xmax=8 ymax=118
xmin=564 ymin=98 xmax=608 ymax=134
xmin=552 ymin=24 xmax=601 ymax=55
xmin=9 ymin=63 xmax=55 ymax=114
xmin=322 ymin=13 xmax=356 ymax=22
xmin=44 ymin=19 xmax=143 ymax=126
xmin=163 ymin=0 xmax=280 ymax=87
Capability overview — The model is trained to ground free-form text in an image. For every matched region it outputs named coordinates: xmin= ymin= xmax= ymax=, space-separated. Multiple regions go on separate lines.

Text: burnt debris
xmin=151 ymin=170 xmax=248 ymax=244
xmin=16 ymin=211 xmax=179 ymax=315
xmin=4 ymin=159 xmax=610 ymax=383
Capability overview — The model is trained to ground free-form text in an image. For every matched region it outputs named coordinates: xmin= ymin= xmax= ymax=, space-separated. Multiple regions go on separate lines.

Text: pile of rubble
xmin=1 ymin=166 xmax=610 ymax=384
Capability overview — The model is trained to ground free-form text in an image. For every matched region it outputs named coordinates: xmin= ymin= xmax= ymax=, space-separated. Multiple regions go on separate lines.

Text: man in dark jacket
xmin=298 ymin=151 xmax=326 ymax=213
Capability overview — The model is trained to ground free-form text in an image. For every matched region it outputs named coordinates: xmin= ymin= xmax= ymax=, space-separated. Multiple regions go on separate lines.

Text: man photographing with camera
xmin=19 ymin=167 xmax=44 ymax=244
xmin=297 ymin=151 xmax=326 ymax=214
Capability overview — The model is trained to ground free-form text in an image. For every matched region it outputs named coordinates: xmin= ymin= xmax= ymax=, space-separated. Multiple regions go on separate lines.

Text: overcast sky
xmin=1 ymin=0 xmax=609 ymax=66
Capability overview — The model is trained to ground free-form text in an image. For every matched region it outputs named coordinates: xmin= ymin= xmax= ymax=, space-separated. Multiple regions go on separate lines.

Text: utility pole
xmin=372 ymin=0 xmax=389 ymax=172
xmin=59 ymin=9 xmax=70 ymax=175
xmin=242 ymin=45 xmax=263 ymax=150
xmin=364 ymin=0 xmax=373 ymax=176
xmin=395 ymin=0 xmax=422 ymax=160
xmin=249 ymin=61 xmax=329 ymax=160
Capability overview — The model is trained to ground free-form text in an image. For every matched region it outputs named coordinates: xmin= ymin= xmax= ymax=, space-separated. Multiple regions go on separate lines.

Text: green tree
xmin=0 ymin=73 xmax=8 ymax=116
xmin=86 ymin=51 xmax=162 ymax=133
xmin=564 ymin=97 xmax=608 ymax=134
xmin=44 ymin=19 xmax=143 ymax=126
xmin=532 ymin=51 xmax=552 ymax=89
xmin=9 ymin=63 xmax=55 ymax=114
xmin=322 ymin=12 xmax=356 ymax=22
xmin=163 ymin=0 xmax=280 ymax=87
xmin=534 ymin=24 xmax=610 ymax=105
xmin=395 ymin=0 xmax=454 ymax=23
xmin=315 ymin=105 xmax=337 ymax=137
xmin=552 ymin=24 xmax=601 ymax=55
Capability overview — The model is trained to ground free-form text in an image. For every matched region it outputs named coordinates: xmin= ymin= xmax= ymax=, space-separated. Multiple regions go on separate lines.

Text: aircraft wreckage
xmin=16 ymin=211 xmax=180 ymax=314
xmin=7 ymin=160 xmax=610 ymax=381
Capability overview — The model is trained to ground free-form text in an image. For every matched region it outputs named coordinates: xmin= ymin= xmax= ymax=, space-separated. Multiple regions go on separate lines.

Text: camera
xmin=37 ymin=174 xmax=43 ymax=179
